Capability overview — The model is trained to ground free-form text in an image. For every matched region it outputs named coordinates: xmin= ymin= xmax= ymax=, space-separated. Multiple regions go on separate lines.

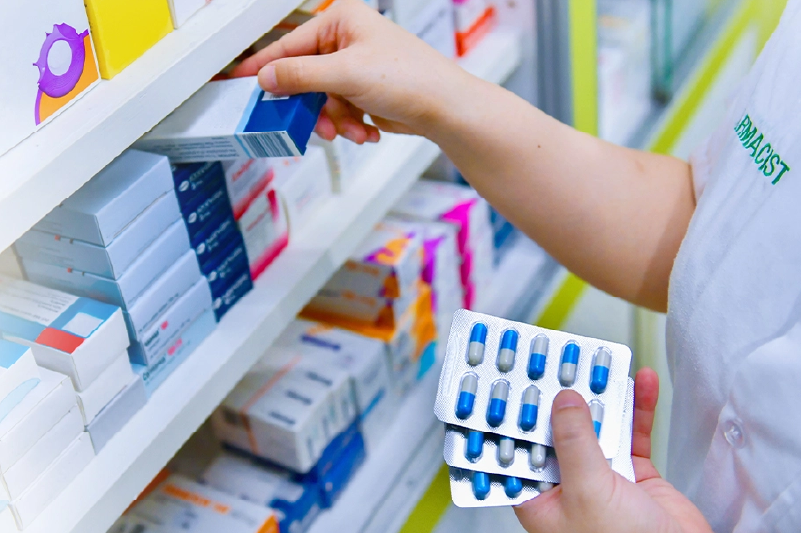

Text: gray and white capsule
xmin=497 ymin=329 xmax=519 ymax=372
xmin=498 ymin=436 xmax=515 ymax=466
xmin=559 ymin=341 xmax=581 ymax=387
xmin=529 ymin=443 xmax=547 ymax=470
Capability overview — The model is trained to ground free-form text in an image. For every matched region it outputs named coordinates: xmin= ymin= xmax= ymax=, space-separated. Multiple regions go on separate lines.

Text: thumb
xmin=259 ymin=55 xmax=343 ymax=96
xmin=550 ymin=390 xmax=611 ymax=493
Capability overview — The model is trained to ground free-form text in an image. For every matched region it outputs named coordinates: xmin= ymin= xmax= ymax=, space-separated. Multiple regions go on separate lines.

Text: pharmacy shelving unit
xmin=20 ymin=30 xmax=524 ymax=533
xmin=305 ymin=237 xmax=557 ymax=533
xmin=0 ymin=0 xmax=304 ymax=257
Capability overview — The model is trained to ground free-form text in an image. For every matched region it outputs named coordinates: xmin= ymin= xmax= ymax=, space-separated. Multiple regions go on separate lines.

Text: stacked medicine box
xmin=170 ymin=161 xmax=253 ymax=320
xmin=14 ymin=149 xmax=215 ymax=396
xmin=0 ymin=285 xmax=130 ymax=529
xmin=300 ymin=220 xmax=438 ymax=395
xmin=210 ymin=322 xmax=378 ymax=523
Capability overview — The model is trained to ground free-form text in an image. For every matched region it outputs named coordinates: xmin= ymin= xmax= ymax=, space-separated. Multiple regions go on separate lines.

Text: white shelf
xmin=0 ymin=0 xmax=302 ymax=256
xmin=24 ymin=31 xmax=523 ymax=533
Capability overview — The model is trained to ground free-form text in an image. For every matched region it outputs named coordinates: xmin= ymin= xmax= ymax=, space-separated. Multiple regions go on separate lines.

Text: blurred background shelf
xmin=0 ymin=0 xmax=302 ymax=258
xmin=22 ymin=30 xmax=523 ymax=533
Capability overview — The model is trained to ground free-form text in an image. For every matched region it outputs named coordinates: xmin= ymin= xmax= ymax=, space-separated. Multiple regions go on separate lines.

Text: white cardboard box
xmin=75 ymin=351 xmax=133 ymax=425
xmin=0 ymin=0 xmax=100 ymax=157
xmin=0 ymin=501 xmax=17 ymax=531
xmin=0 ymin=276 xmax=129 ymax=392
xmin=0 ymin=369 xmax=74 ymax=474
xmin=168 ymin=0 xmax=208 ymax=26
xmin=0 ymin=406 xmax=82 ymax=500
xmin=9 ymin=432 xmax=94 ymax=529
xmin=271 ymin=146 xmax=333 ymax=238
xmin=124 ymin=474 xmax=279 ymax=533
xmin=0 ymin=341 xmax=40 ymax=424
xmin=34 ymin=150 xmax=174 ymax=247
xmin=86 ymin=374 xmax=146 ymax=452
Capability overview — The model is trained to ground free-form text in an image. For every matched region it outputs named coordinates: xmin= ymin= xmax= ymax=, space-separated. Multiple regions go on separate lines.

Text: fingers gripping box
xmin=135 ymin=77 xmax=326 ymax=162
xmin=0 ymin=0 xmax=100 ymax=157
xmin=0 ymin=276 xmax=128 ymax=391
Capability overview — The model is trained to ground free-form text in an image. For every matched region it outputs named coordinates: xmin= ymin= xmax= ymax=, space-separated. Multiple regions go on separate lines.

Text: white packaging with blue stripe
xmin=434 ymin=309 xmax=635 ymax=507
xmin=135 ymin=77 xmax=326 ymax=163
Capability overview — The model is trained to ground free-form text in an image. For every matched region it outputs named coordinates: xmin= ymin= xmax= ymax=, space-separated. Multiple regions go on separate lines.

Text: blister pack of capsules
xmin=447 ymin=378 xmax=635 ymax=507
xmin=435 ymin=309 xmax=635 ymax=507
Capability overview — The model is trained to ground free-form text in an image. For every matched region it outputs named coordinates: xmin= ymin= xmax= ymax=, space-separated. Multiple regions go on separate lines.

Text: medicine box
xmin=0 ymin=405 xmax=82 ymax=501
xmin=306 ymin=284 xmax=419 ymax=328
xmin=306 ymin=422 xmax=365 ymax=508
xmin=222 ymin=159 xmax=273 ymax=214
xmin=124 ymin=250 xmax=201 ymax=342
xmin=321 ymin=222 xmax=423 ymax=299
xmin=75 ymin=351 xmax=133 ymax=425
xmin=125 ymin=474 xmax=279 ymax=533
xmin=87 ymin=373 xmax=146 ymax=452
xmin=0 ymin=276 xmax=128 ymax=392
xmin=168 ymin=0 xmax=209 ymax=27
xmin=84 ymin=0 xmax=173 ymax=79
xmin=0 ymin=501 xmax=16 ymax=532
xmin=15 ymin=191 xmax=181 ymax=280
xmin=171 ymin=162 xmax=226 ymax=208
xmin=134 ymin=308 xmax=216 ymax=397
xmin=204 ymin=241 xmax=250 ymax=297
xmin=271 ymin=146 xmax=333 ymax=238
xmin=21 ymin=220 xmax=191 ymax=310
xmin=201 ymin=454 xmax=321 ymax=533
xmin=180 ymin=180 xmax=234 ymax=241
xmin=213 ymin=361 xmax=347 ymax=473
xmin=192 ymin=215 xmax=245 ymax=273
xmin=309 ymin=134 xmax=377 ymax=193
xmin=453 ymin=0 xmax=495 ymax=56
xmin=0 ymin=369 xmax=74 ymax=475
xmin=0 ymin=0 xmax=100 ymax=158
xmin=274 ymin=320 xmax=395 ymax=452
xmin=135 ymin=77 xmax=326 ymax=162
xmin=129 ymin=277 xmax=212 ymax=366
xmin=9 ymin=432 xmax=94 ymax=529
xmin=0 ymin=340 xmax=40 ymax=423
xmin=35 ymin=151 xmax=174 ymax=247
xmin=211 ymin=267 xmax=253 ymax=322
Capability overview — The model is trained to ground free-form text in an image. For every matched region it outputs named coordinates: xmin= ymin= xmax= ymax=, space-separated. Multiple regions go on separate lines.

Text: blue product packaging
xmin=210 ymin=266 xmax=253 ymax=322
xmin=298 ymin=422 xmax=365 ymax=508
xmin=192 ymin=214 xmax=245 ymax=273
xmin=15 ymin=192 xmax=181 ymax=279
xmin=34 ymin=150 xmax=174 ymax=247
xmin=171 ymin=162 xmax=225 ymax=207
xmin=133 ymin=308 xmax=216 ymax=397
xmin=204 ymin=241 xmax=250 ymax=297
xmin=135 ymin=77 xmax=327 ymax=162
xmin=180 ymin=177 xmax=233 ymax=240
xmin=21 ymin=220 xmax=191 ymax=310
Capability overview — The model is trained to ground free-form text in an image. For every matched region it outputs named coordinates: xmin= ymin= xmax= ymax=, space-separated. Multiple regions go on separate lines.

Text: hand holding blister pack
xmin=434 ymin=310 xmax=635 ymax=507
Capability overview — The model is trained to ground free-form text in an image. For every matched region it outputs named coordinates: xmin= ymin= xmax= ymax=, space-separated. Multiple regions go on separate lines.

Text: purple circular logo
xmin=34 ymin=23 xmax=87 ymax=99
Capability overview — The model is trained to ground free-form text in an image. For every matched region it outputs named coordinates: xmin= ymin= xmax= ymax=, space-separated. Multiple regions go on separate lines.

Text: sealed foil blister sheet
xmin=448 ymin=378 xmax=635 ymax=507
xmin=435 ymin=309 xmax=632 ymax=458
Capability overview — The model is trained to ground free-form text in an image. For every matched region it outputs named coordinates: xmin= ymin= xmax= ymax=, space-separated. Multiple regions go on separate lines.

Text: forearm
xmin=429 ymin=76 xmax=695 ymax=312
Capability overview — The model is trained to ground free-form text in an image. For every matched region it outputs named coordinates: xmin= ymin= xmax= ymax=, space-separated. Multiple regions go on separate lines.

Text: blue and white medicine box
xmin=34 ymin=150 xmax=174 ymax=247
xmin=192 ymin=214 xmax=245 ymax=273
xmin=133 ymin=308 xmax=216 ymax=397
xmin=210 ymin=266 xmax=252 ymax=322
xmin=128 ymin=277 xmax=212 ymax=366
xmin=205 ymin=241 xmax=250 ymax=297
xmin=171 ymin=161 xmax=226 ymax=209
xmin=181 ymin=180 xmax=234 ymax=242
xmin=21 ymin=219 xmax=191 ymax=310
xmin=135 ymin=77 xmax=327 ymax=162
xmin=0 ymin=276 xmax=128 ymax=392
xmin=15 ymin=192 xmax=181 ymax=280
xmin=0 ymin=340 xmax=40 ymax=425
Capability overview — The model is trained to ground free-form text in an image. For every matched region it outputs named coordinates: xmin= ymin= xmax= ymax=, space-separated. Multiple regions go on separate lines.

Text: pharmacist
xmin=235 ymin=1 xmax=801 ymax=531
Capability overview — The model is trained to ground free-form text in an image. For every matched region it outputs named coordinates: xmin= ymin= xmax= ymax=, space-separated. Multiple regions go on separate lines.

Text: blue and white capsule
xmin=529 ymin=443 xmax=547 ymax=470
xmin=590 ymin=347 xmax=612 ymax=394
xmin=486 ymin=380 xmax=509 ymax=427
xmin=528 ymin=334 xmax=549 ymax=380
xmin=518 ymin=385 xmax=541 ymax=432
xmin=472 ymin=471 xmax=491 ymax=500
xmin=498 ymin=436 xmax=515 ymax=466
xmin=455 ymin=373 xmax=478 ymax=419
xmin=467 ymin=323 xmax=488 ymax=365
xmin=589 ymin=400 xmax=604 ymax=438
xmin=497 ymin=329 xmax=518 ymax=372
xmin=559 ymin=341 xmax=581 ymax=387
xmin=466 ymin=430 xmax=484 ymax=461
xmin=505 ymin=476 xmax=523 ymax=498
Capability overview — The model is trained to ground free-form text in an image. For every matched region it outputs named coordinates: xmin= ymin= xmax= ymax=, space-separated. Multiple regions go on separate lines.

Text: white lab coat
xmin=667 ymin=1 xmax=801 ymax=531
